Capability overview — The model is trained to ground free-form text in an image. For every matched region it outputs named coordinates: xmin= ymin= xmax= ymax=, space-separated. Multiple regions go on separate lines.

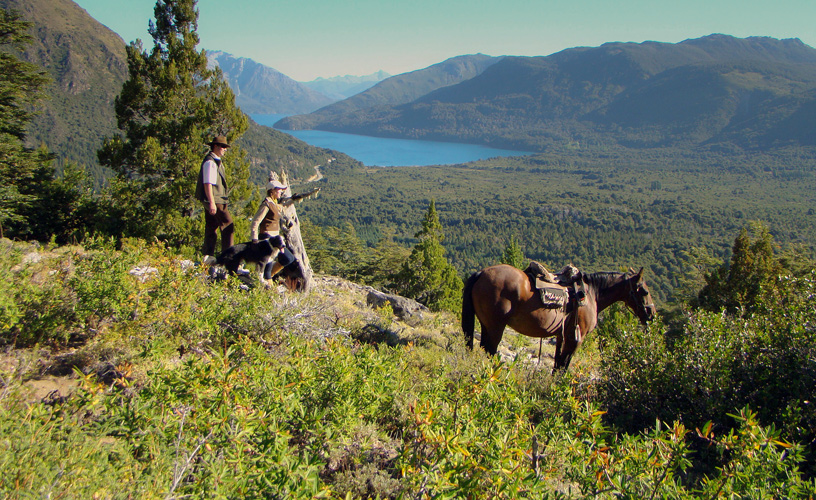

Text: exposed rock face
xmin=208 ymin=51 xmax=334 ymax=114
xmin=365 ymin=289 xmax=428 ymax=320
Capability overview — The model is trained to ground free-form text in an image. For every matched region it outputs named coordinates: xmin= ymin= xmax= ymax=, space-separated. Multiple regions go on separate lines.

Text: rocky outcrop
xmin=365 ymin=289 xmax=428 ymax=320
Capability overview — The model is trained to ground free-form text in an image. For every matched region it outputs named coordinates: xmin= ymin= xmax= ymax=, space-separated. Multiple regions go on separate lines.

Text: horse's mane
xmin=584 ymin=271 xmax=630 ymax=291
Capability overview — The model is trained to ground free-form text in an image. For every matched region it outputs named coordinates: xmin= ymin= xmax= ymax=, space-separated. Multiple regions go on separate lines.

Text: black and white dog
xmin=215 ymin=236 xmax=283 ymax=284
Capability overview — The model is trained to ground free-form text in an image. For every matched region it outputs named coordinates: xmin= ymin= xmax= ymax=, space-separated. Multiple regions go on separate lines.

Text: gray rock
xmin=365 ymin=289 xmax=428 ymax=320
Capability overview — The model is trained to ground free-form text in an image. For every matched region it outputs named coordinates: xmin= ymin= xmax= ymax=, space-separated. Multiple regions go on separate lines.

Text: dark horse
xmin=462 ymin=265 xmax=656 ymax=372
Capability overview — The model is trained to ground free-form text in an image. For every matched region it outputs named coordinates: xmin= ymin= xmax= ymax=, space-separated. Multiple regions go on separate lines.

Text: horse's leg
xmin=479 ymin=321 xmax=505 ymax=355
xmin=552 ymin=333 xmax=564 ymax=373
xmin=552 ymin=333 xmax=579 ymax=373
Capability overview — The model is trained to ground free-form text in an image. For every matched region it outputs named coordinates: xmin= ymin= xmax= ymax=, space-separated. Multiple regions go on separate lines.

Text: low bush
xmin=597 ymin=270 xmax=816 ymax=479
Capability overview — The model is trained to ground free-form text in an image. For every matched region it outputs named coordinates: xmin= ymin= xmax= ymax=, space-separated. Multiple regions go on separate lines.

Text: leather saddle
xmin=524 ymin=261 xmax=582 ymax=309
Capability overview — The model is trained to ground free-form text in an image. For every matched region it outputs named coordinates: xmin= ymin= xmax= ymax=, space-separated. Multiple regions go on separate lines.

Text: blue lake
xmin=251 ymin=114 xmax=534 ymax=167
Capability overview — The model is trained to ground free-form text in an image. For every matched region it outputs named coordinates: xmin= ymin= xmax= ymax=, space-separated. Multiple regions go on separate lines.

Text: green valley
xmin=302 ymin=147 xmax=816 ymax=304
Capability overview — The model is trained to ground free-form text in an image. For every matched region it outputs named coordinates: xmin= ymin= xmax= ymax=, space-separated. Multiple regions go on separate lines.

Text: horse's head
xmin=625 ymin=268 xmax=656 ymax=324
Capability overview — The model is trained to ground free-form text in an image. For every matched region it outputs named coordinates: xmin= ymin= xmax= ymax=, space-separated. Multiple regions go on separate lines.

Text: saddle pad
xmin=536 ymin=281 xmax=568 ymax=309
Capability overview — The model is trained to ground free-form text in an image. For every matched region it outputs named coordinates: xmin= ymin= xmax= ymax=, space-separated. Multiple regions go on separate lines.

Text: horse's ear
xmin=636 ymin=267 xmax=644 ymax=281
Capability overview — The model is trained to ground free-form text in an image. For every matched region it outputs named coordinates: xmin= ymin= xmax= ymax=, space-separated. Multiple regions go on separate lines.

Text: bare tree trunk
xmin=278 ymin=172 xmax=314 ymax=292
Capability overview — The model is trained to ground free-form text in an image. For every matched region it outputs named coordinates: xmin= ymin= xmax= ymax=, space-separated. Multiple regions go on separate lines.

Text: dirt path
xmin=306 ymin=165 xmax=323 ymax=182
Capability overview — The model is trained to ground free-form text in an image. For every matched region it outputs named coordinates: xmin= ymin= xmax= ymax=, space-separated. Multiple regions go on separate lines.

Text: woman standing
xmin=249 ymin=179 xmax=298 ymax=282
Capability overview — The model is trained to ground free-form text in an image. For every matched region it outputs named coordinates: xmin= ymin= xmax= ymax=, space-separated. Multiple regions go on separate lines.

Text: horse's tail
xmin=462 ymin=271 xmax=482 ymax=349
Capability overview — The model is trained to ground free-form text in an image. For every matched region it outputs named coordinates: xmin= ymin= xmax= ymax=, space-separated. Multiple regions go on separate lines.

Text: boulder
xmin=366 ymin=289 xmax=428 ymax=320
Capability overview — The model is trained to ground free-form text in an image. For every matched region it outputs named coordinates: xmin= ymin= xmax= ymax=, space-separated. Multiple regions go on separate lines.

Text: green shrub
xmin=0 ymin=244 xmax=76 ymax=347
xmin=597 ymin=270 xmax=816 ymax=481
xmin=69 ymin=246 xmax=140 ymax=329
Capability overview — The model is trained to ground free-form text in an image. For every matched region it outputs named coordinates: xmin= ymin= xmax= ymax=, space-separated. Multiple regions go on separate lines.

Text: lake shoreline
xmin=250 ymin=114 xmax=534 ymax=167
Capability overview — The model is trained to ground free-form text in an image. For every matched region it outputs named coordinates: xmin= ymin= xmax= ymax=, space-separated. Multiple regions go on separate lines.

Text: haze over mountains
xmin=278 ymin=36 xmax=816 ymax=153
xmin=301 ymin=71 xmax=392 ymax=101
xmin=207 ymin=52 xmax=390 ymax=114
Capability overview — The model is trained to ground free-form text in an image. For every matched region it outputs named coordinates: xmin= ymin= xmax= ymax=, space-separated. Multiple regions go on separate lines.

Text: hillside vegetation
xmin=1 ymin=238 xmax=814 ymax=497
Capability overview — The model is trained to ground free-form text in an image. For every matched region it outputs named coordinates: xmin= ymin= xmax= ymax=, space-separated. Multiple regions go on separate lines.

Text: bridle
xmin=628 ymin=276 xmax=656 ymax=321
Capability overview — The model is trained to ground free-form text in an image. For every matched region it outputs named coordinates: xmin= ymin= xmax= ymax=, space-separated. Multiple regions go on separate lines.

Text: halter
xmin=627 ymin=275 xmax=655 ymax=321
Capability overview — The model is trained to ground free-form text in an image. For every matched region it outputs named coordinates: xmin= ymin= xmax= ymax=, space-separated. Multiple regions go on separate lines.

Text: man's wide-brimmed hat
xmin=207 ymin=135 xmax=231 ymax=148
xmin=266 ymin=180 xmax=288 ymax=191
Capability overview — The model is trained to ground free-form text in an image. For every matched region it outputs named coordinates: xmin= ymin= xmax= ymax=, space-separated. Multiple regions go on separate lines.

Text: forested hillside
xmin=4 ymin=0 xmax=345 ymax=185
xmin=279 ymin=35 xmax=816 ymax=154
xmin=0 ymin=0 xmax=126 ymax=181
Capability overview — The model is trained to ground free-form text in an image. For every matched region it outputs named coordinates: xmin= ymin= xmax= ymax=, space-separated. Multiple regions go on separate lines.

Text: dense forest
xmin=301 ymin=146 xmax=816 ymax=304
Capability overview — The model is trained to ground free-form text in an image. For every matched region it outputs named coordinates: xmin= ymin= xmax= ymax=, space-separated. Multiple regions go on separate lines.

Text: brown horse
xmin=462 ymin=264 xmax=656 ymax=372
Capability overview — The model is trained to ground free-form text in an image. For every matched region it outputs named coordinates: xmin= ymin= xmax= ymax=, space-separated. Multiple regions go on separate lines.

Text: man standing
xmin=195 ymin=135 xmax=234 ymax=264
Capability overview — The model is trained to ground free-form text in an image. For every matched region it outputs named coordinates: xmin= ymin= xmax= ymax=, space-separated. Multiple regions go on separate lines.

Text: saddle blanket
xmin=535 ymin=279 xmax=568 ymax=309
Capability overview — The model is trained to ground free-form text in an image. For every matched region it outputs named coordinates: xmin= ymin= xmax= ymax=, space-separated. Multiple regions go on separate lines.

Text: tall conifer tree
xmin=697 ymin=222 xmax=785 ymax=313
xmin=98 ymin=0 xmax=251 ymax=246
xmin=500 ymin=236 xmax=526 ymax=269
xmin=0 ymin=8 xmax=52 ymax=238
xmin=397 ymin=200 xmax=462 ymax=312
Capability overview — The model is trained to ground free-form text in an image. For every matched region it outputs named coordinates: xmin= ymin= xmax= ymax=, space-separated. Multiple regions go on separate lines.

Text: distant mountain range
xmin=207 ymin=51 xmax=335 ymax=115
xmin=9 ymin=0 xmax=816 ymax=172
xmin=301 ymin=71 xmax=391 ymax=101
xmin=207 ymin=54 xmax=390 ymax=114
xmin=276 ymin=54 xmax=503 ymax=131
xmin=276 ymin=36 xmax=816 ymax=153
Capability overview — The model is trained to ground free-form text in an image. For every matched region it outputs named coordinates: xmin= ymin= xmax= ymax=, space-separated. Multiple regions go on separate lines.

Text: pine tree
xmin=97 ymin=0 xmax=251 ymax=246
xmin=697 ymin=222 xmax=784 ymax=313
xmin=357 ymin=227 xmax=411 ymax=291
xmin=0 ymin=8 xmax=52 ymax=238
xmin=396 ymin=200 xmax=462 ymax=312
xmin=500 ymin=235 xmax=526 ymax=269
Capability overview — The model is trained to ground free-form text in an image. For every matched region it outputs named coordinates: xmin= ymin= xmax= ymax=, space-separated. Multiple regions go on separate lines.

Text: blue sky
xmin=73 ymin=0 xmax=816 ymax=82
